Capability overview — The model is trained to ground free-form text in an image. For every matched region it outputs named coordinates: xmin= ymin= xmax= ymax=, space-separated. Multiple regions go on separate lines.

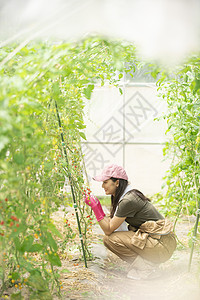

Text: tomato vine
xmin=0 ymin=36 xmax=138 ymax=298
xmin=157 ymin=55 xmax=200 ymax=223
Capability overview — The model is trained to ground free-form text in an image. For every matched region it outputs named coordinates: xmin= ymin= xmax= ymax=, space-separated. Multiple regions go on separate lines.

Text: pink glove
xmin=84 ymin=194 xmax=105 ymax=222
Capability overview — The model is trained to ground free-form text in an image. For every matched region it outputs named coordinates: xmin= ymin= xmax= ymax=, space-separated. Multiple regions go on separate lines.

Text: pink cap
xmin=93 ymin=164 xmax=128 ymax=181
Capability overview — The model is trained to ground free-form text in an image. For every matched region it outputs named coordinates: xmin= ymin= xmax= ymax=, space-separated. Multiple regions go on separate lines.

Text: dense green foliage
xmin=157 ymin=56 xmax=200 ymax=223
xmin=0 ymin=37 xmax=138 ymax=298
xmin=1 ymin=33 xmax=199 ymax=298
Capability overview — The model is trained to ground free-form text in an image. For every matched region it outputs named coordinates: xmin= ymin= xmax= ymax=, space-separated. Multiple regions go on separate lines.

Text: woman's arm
xmin=99 ymin=216 xmax=126 ymax=235
xmin=84 ymin=194 xmax=126 ymax=235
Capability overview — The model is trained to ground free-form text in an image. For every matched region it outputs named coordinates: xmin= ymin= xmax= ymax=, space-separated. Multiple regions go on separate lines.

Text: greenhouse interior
xmin=0 ymin=1 xmax=200 ymax=299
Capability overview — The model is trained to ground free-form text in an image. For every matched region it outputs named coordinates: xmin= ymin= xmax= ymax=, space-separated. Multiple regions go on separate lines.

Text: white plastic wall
xmin=82 ymin=83 xmax=169 ymax=196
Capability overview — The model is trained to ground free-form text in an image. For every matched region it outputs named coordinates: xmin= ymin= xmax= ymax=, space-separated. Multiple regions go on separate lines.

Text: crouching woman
xmin=85 ymin=164 xmax=177 ymax=280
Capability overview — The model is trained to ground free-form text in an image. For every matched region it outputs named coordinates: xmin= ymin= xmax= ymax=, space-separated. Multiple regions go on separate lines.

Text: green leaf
xmin=48 ymin=253 xmax=61 ymax=267
xmin=79 ymin=132 xmax=86 ymax=140
xmin=10 ymin=223 xmax=27 ymax=237
xmin=194 ymin=79 xmax=200 ymax=94
xmin=60 ymin=268 xmax=71 ymax=273
xmin=52 ymin=82 xmax=60 ymax=97
xmin=76 ymin=122 xmax=86 ymax=129
xmin=13 ymin=153 xmax=25 ymax=165
xmin=83 ymin=84 xmax=94 ymax=99
xmin=18 ymin=258 xmax=34 ymax=273
xmin=28 ymin=243 xmax=43 ymax=252
xmin=11 ymin=272 xmax=20 ymax=280
xmin=20 ymin=236 xmax=34 ymax=252
xmin=14 ymin=237 xmax=21 ymax=250
xmin=46 ymin=232 xmax=58 ymax=251
xmin=119 ymin=88 xmax=123 ymax=95
xmin=47 ymin=222 xmax=62 ymax=239
xmin=27 ymin=270 xmax=49 ymax=292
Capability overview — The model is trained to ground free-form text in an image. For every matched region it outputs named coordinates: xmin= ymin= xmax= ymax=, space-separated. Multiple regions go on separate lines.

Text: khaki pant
xmin=103 ymin=230 xmax=177 ymax=264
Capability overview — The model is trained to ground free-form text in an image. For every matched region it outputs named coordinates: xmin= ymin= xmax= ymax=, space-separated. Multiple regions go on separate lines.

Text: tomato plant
xmin=0 ymin=36 xmax=138 ymax=298
xmin=157 ymin=55 xmax=200 ymax=224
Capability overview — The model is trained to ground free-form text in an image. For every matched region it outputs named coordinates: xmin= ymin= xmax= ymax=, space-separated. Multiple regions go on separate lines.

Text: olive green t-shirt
xmin=115 ymin=191 xmax=164 ymax=228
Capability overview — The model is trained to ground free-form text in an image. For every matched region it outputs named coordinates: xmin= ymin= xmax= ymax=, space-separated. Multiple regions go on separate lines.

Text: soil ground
xmin=54 ymin=208 xmax=200 ymax=300
xmin=1 ymin=208 xmax=200 ymax=300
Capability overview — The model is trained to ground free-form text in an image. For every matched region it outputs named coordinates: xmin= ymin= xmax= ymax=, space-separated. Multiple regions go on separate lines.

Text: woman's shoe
xmin=127 ymin=255 xmax=160 ymax=280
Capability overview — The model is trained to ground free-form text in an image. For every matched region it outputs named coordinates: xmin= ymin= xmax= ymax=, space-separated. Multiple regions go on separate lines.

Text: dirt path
xmin=56 ymin=211 xmax=200 ymax=300
xmin=94 ymin=251 xmax=200 ymax=300
xmin=1 ymin=210 xmax=199 ymax=299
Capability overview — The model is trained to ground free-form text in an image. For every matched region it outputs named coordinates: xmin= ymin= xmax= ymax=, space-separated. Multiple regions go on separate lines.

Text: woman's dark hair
xmin=110 ymin=177 xmax=128 ymax=218
xmin=110 ymin=177 xmax=151 ymax=218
